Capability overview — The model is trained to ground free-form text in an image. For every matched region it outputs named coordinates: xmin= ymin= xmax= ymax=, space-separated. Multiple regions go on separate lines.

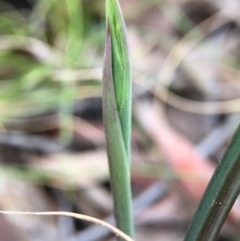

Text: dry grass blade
xmin=0 ymin=211 xmax=135 ymax=241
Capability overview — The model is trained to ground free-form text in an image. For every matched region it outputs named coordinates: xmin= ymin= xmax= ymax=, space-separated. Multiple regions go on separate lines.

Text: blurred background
xmin=0 ymin=0 xmax=240 ymax=240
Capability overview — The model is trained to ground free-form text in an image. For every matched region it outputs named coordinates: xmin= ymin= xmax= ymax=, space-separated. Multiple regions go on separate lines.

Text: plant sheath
xmin=102 ymin=0 xmax=134 ymax=239
xmin=106 ymin=0 xmax=132 ymax=159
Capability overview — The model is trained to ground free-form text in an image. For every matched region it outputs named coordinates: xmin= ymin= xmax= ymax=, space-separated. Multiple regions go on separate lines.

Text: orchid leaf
xmin=106 ymin=0 xmax=132 ymax=159
xmin=184 ymin=124 xmax=240 ymax=241
xmin=102 ymin=0 xmax=134 ymax=239
xmin=102 ymin=25 xmax=134 ymax=240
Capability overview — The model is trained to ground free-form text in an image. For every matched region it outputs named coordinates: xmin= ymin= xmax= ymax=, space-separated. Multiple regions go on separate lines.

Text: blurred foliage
xmin=0 ymin=0 xmax=107 ymax=146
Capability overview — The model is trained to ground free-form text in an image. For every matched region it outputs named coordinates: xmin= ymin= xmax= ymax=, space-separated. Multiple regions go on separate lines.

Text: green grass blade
xmin=106 ymin=0 xmax=132 ymax=159
xmin=47 ymin=0 xmax=83 ymax=65
xmin=184 ymin=124 xmax=240 ymax=241
xmin=65 ymin=0 xmax=84 ymax=65
xmin=102 ymin=26 xmax=134 ymax=239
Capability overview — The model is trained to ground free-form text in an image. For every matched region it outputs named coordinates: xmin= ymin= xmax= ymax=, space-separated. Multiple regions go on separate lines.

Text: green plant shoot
xmin=102 ymin=0 xmax=134 ymax=239
xmin=106 ymin=0 xmax=132 ymax=159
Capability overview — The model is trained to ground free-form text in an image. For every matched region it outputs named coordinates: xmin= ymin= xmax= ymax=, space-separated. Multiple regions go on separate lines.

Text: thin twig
xmin=70 ymin=182 xmax=168 ymax=241
xmin=0 ymin=211 xmax=135 ymax=241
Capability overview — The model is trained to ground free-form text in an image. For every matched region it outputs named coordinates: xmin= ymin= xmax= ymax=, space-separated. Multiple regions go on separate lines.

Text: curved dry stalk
xmin=154 ymin=2 xmax=240 ymax=114
xmin=0 ymin=35 xmax=58 ymax=64
xmin=153 ymin=83 xmax=240 ymax=114
xmin=0 ymin=211 xmax=135 ymax=241
xmin=135 ymin=73 xmax=240 ymax=114
xmin=156 ymin=2 xmax=240 ymax=92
